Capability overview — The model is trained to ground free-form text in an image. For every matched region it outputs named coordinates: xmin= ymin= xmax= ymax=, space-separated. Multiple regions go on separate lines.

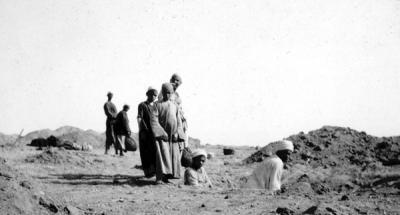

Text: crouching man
xmin=242 ymin=140 xmax=293 ymax=192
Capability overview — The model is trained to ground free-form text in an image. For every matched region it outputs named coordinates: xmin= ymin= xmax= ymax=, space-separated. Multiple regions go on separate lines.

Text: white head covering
xmin=191 ymin=149 xmax=207 ymax=159
xmin=264 ymin=140 xmax=294 ymax=154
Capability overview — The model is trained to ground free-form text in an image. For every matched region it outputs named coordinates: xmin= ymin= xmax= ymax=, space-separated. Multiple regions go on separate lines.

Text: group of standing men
xmin=104 ymin=74 xmax=188 ymax=184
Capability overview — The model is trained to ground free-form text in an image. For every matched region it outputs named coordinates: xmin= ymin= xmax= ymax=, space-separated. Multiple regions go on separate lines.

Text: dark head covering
xmin=123 ymin=104 xmax=130 ymax=110
xmin=170 ymin=73 xmax=182 ymax=84
xmin=161 ymin=83 xmax=174 ymax=94
xmin=146 ymin=86 xmax=158 ymax=96
xmin=107 ymin=91 xmax=113 ymax=96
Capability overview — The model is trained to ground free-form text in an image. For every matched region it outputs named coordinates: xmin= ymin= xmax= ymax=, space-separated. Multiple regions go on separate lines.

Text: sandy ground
xmin=1 ymin=143 xmax=399 ymax=215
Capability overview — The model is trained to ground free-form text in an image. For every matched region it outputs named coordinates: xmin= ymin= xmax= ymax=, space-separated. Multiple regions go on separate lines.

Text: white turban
xmin=265 ymin=140 xmax=294 ymax=154
xmin=191 ymin=149 xmax=207 ymax=159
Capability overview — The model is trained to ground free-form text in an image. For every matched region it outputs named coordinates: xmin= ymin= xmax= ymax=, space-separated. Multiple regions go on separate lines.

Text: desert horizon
xmin=1 ymin=124 xmax=400 ymax=147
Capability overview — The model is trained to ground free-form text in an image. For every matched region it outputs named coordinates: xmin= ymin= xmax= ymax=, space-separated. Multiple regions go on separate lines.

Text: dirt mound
xmin=22 ymin=126 xmax=200 ymax=150
xmin=188 ymin=137 xmax=201 ymax=148
xmin=22 ymin=126 xmax=106 ymax=148
xmin=244 ymin=126 xmax=400 ymax=168
xmin=0 ymin=132 xmax=18 ymax=145
xmin=0 ymin=157 xmax=66 ymax=215
xmin=243 ymin=126 xmax=400 ymax=197
xmin=25 ymin=148 xmax=95 ymax=167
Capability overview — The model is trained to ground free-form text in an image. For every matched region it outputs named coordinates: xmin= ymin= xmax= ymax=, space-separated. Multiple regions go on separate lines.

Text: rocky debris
xmin=0 ymin=157 xmax=67 ymax=214
xmin=223 ymin=148 xmax=235 ymax=155
xmin=64 ymin=205 xmax=81 ymax=215
xmin=25 ymin=148 xmax=94 ymax=167
xmin=29 ymin=135 xmax=93 ymax=151
xmin=276 ymin=207 xmax=295 ymax=215
xmin=311 ymin=182 xmax=331 ymax=195
xmin=39 ymin=197 xmax=59 ymax=213
xmin=302 ymin=206 xmax=318 ymax=214
xmin=302 ymin=205 xmax=338 ymax=215
xmin=244 ymin=126 xmax=400 ymax=167
xmin=340 ymin=195 xmax=349 ymax=201
xmin=30 ymin=137 xmax=50 ymax=148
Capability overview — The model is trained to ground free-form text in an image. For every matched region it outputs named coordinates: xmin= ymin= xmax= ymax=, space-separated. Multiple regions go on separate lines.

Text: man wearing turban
xmin=154 ymin=83 xmax=186 ymax=184
xmin=242 ymin=140 xmax=294 ymax=192
xmin=159 ymin=74 xmax=188 ymax=147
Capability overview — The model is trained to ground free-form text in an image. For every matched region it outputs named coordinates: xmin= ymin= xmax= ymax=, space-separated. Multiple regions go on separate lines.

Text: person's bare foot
xmin=155 ymin=180 xmax=164 ymax=185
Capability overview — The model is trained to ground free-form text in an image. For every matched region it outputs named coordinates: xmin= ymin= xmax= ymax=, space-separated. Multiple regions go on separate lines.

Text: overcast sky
xmin=1 ymin=0 xmax=399 ymax=146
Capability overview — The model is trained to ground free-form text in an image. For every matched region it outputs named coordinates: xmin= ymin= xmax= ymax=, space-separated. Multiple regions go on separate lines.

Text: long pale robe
xmin=242 ymin=156 xmax=284 ymax=191
xmin=159 ymin=91 xmax=188 ymax=146
xmin=155 ymin=100 xmax=185 ymax=179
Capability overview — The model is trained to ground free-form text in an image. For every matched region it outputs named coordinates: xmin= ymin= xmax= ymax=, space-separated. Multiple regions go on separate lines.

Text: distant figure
xmin=137 ymin=87 xmax=159 ymax=178
xmin=184 ymin=149 xmax=213 ymax=188
xmin=242 ymin=140 xmax=293 ymax=192
xmin=103 ymin=92 xmax=118 ymax=155
xmin=159 ymin=74 xmax=188 ymax=148
xmin=154 ymin=83 xmax=186 ymax=184
xmin=114 ymin=104 xmax=131 ymax=156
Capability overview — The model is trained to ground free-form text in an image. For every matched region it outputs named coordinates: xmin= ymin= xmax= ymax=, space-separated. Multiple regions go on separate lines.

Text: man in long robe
xmin=137 ymin=87 xmax=159 ymax=178
xmin=158 ymin=74 xmax=188 ymax=148
xmin=103 ymin=92 xmax=118 ymax=155
xmin=242 ymin=140 xmax=294 ymax=192
xmin=154 ymin=83 xmax=186 ymax=184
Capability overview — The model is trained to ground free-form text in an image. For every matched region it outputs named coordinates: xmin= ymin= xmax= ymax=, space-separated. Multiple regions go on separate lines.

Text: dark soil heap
xmin=244 ymin=126 xmax=400 ymax=168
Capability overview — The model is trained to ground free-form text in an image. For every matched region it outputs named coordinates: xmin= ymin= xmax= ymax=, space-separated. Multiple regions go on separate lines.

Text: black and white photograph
xmin=1 ymin=0 xmax=399 ymax=214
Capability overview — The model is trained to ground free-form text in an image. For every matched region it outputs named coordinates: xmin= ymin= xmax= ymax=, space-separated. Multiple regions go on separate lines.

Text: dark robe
xmin=114 ymin=110 xmax=131 ymax=151
xmin=137 ymin=101 xmax=158 ymax=177
xmin=103 ymin=101 xmax=117 ymax=151
xmin=115 ymin=110 xmax=131 ymax=136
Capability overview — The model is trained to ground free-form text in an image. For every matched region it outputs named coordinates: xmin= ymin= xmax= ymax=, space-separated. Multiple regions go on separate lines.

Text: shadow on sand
xmin=38 ymin=174 xmax=156 ymax=187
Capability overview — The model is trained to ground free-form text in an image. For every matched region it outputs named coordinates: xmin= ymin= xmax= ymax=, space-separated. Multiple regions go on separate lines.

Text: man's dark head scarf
xmin=123 ymin=104 xmax=130 ymax=110
xmin=146 ymin=87 xmax=158 ymax=96
xmin=161 ymin=83 xmax=174 ymax=94
xmin=170 ymin=73 xmax=182 ymax=84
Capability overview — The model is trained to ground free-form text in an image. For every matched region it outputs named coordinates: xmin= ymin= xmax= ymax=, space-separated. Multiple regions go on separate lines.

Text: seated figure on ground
xmin=242 ymin=140 xmax=293 ymax=192
xmin=184 ymin=149 xmax=213 ymax=188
